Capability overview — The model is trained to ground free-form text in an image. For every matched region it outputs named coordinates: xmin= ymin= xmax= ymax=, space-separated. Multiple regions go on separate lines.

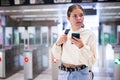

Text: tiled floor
xmin=0 ymin=68 xmax=52 ymax=80
xmin=34 ymin=68 xmax=52 ymax=80
xmin=0 ymin=70 xmax=24 ymax=80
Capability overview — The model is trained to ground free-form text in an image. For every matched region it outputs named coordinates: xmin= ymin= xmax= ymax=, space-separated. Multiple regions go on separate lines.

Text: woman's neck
xmin=72 ymin=26 xmax=81 ymax=31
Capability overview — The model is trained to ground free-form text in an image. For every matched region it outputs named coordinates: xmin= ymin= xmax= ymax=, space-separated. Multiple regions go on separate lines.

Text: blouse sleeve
xmin=80 ymin=33 xmax=97 ymax=66
xmin=51 ymin=30 xmax=66 ymax=60
xmin=51 ymin=43 xmax=62 ymax=60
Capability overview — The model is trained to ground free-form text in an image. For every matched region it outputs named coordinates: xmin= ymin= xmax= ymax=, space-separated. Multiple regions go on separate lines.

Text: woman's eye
xmin=73 ymin=15 xmax=77 ymax=18
xmin=79 ymin=14 xmax=83 ymax=17
xmin=72 ymin=14 xmax=83 ymax=18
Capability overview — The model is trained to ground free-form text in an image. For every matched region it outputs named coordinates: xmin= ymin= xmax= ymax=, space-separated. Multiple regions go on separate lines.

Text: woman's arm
xmin=80 ymin=33 xmax=97 ymax=66
xmin=51 ymin=34 xmax=68 ymax=60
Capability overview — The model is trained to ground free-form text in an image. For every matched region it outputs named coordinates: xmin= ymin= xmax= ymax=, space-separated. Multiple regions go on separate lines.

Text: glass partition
xmin=5 ymin=27 xmax=13 ymax=45
xmin=14 ymin=28 xmax=19 ymax=45
xmin=35 ymin=27 xmax=41 ymax=45
xmin=41 ymin=27 xmax=48 ymax=45
xmin=28 ymin=26 xmax=36 ymax=45
xmin=0 ymin=25 xmax=2 ymax=49
xmin=18 ymin=27 xmax=25 ymax=44
xmin=51 ymin=26 xmax=58 ymax=45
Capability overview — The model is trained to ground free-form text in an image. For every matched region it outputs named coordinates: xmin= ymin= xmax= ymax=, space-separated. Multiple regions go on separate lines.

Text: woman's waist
xmin=62 ymin=62 xmax=85 ymax=67
xmin=61 ymin=58 xmax=85 ymax=66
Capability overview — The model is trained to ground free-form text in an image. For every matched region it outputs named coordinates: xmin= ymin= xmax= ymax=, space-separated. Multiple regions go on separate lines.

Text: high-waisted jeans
xmin=58 ymin=67 xmax=90 ymax=80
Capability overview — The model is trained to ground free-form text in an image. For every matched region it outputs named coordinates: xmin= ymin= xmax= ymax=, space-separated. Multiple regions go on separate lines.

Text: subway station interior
xmin=0 ymin=0 xmax=120 ymax=80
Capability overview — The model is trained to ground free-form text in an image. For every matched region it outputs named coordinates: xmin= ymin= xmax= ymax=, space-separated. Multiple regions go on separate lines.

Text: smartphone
xmin=71 ymin=33 xmax=80 ymax=39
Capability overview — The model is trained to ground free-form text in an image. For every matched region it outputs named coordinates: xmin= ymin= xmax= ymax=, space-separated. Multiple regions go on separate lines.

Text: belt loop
xmin=75 ymin=67 xmax=78 ymax=71
xmin=65 ymin=67 xmax=67 ymax=71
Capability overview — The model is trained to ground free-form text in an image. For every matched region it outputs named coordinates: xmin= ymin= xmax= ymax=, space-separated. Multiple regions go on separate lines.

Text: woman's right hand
xmin=56 ymin=34 xmax=67 ymax=46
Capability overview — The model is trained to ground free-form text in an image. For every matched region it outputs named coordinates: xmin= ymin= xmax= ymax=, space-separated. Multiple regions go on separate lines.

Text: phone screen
xmin=71 ymin=33 xmax=80 ymax=39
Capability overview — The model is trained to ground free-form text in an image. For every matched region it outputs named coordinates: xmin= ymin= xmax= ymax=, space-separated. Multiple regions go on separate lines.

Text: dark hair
xmin=67 ymin=4 xmax=85 ymax=17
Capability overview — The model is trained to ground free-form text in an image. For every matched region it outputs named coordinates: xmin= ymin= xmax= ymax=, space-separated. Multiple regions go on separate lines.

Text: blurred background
xmin=0 ymin=0 xmax=120 ymax=80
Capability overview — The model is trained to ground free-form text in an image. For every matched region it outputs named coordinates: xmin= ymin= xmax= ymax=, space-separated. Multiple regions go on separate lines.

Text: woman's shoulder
xmin=81 ymin=28 xmax=95 ymax=36
xmin=81 ymin=28 xmax=92 ymax=33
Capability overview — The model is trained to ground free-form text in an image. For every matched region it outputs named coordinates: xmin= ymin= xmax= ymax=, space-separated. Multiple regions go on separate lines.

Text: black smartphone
xmin=71 ymin=33 xmax=80 ymax=39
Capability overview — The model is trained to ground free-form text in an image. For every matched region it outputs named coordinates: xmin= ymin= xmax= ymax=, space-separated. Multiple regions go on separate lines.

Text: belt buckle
xmin=81 ymin=65 xmax=86 ymax=69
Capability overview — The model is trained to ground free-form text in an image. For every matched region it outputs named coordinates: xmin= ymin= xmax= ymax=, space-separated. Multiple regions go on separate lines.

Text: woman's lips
xmin=76 ymin=22 xmax=81 ymax=24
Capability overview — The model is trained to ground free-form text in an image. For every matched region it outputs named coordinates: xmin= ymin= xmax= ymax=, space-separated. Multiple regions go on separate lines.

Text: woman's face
xmin=67 ymin=7 xmax=84 ymax=30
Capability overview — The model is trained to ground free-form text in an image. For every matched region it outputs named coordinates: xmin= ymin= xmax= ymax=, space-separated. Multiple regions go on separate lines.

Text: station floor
xmin=0 ymin=68 xmax=52 ymax=80
xmin=0 ymin=66 xmax=113 ymax=80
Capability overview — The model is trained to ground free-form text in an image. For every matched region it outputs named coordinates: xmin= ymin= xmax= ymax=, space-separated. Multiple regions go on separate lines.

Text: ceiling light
xmin=101 ymin=13 xmax=118 ymax=16
xmin=22 ymin=17 xmax=58 ymax=21
xmin=96 ymin=6 xmax=120 ymax=9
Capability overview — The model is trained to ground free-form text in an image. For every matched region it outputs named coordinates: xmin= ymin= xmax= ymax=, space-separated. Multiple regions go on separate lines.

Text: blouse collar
xmin=70 ymin=27 xmax=84 ymax=33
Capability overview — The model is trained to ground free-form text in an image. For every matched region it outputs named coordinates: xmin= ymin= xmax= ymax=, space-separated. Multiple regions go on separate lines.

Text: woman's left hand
xmin=70 ymin=37 xmax=84 ymax=48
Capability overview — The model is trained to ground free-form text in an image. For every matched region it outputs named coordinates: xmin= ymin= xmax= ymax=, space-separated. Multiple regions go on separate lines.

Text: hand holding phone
xmin=71 ymin=33 xmax=84 ymax=48
xmin=71 ymin=33 xmax=80 ymax=39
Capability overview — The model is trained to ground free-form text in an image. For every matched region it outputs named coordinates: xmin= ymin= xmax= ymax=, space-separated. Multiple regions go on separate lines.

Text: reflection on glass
xmin=5 ymin=27 xmax=13 ymax=45
xmin=41 ymin=27 xmax=48 ymax=44
xmin=28 ymin=26 xmax=35 ymax=45
xmin=35 ymin=27 xmax=41 ymax=44
xmin=51 ymin=26 xmax=58 ymax=45
xmin=0 ymin=26 xmax=3 ymax=49
xmin=0 ymin=26 xmax=3 ymax=45
xmin=18 ymin=27 xmax=25 ymax=44
xmin=14 ymin=29 xmax=19 ymax=44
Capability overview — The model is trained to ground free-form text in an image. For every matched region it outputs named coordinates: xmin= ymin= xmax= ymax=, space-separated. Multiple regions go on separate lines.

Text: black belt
xmin=59 ymin=64 xmax=87 ymax=72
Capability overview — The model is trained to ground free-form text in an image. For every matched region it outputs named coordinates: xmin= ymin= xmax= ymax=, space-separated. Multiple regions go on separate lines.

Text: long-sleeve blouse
xmin=52 ymin=28 xmax=97 ymax=67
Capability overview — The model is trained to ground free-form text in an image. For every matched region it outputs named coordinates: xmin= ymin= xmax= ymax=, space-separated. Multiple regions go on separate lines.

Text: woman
xmin=52 ymin=4 xmax=97 ymax=80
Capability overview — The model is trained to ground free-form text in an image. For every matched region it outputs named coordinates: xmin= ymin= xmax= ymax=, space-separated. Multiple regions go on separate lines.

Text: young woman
xmin=52 ymin=4 xmax=97 ymax=80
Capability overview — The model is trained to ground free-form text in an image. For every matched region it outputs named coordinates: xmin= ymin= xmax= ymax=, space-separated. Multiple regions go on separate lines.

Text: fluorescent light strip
xmin=23 ymin=8 xmax=65 ymax=12
xmin=10 ymin=14 xmax=66 ymax=18
xmin=101 ymin=13 xmax=119 ymax=16
xmin=0 ymin=8 xmax=66 ymax=13
xmin=0 ymin=5 xmax=93 ymax=13
xmin=96 ymin=6 xmax=120 ymax=9
xmin=22 ymin=17 xmax=58 ymax=21
xmin=101 ymin=16 xmax=120 ymax=18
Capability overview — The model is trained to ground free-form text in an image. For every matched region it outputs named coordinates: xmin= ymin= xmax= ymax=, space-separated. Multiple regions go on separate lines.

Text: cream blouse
xmin=51 ymin=28 xmax=97 ymax=67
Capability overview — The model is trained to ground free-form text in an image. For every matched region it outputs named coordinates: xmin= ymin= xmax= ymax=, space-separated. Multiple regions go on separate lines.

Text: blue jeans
xmin=58 ymin=68 xmax=90 ymax=80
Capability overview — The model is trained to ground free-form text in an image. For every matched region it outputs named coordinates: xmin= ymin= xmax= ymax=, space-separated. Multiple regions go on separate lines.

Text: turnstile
xmin=0 ymin=49 xmax=5 ymax=78
xmin=24 ymin=49 xmax=33 ymax=80
xmin=24 ymin=48 xmax=43 ymax=80
xmin=0 ymin=45 xmax=23 ymax=79
xmin=114 ymin=46 xmax=120 ymax=80
xmin=24 ymin=45 xmax=49 ymax=80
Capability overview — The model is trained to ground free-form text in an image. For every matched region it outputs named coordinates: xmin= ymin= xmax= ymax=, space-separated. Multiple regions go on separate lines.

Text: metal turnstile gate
xmin=0 ymin=49 xmax=5 ymax=78
xmin=24 ymin=48 xmax=43 ymax=80
xmin=114 ymin=46 xmax=120 ymax=80
xmin=0 ymin=45 xmax=23 ymax=79
xmin=24 ymin=49 xmax=33 ymax=80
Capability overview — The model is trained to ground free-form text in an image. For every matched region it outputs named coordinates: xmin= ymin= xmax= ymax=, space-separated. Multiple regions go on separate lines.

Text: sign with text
xmin=0 ymin=0 xmax=120 ymax=6
xmin=54 ymin=0 xmax=71 ymax=3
